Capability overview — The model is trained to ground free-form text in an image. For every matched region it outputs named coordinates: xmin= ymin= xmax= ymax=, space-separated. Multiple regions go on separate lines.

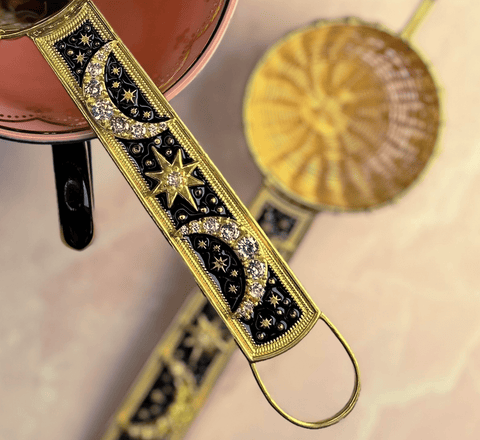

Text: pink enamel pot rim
xmin=0 ymin=0 xmax=237 ymax=144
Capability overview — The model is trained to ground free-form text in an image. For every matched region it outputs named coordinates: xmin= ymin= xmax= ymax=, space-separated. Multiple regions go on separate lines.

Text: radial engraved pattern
xmin=244 ymin=22 xmax=440 ymax=210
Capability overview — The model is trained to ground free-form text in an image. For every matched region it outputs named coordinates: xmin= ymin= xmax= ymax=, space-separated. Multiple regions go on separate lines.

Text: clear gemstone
xmin=179 ymin=225 xmax=189 ymax=235
xmin=148 ymin=125 xmax=160 ymax=136
xmin=111 ymin=117 xmax=128 ymax=134
xmin=159 ymin=122 xmax=168 ymax=131
xmin=220 ymin=223 xmax=239 ymax=242
xmin=91 ymin=101 xmax=113 ymax=121
xmin=84 ymin=79 xmax=102 ymax=97
xmin=204 ymin=218 xmax=220 ymax=234
xmin=238 ymin=301 xmax=254 ymax=319
xmin=131 ymin=123 xmax=147 ymax=139
xmin=167 ymin=172 xmax=183 ymax=188
xmin=237 ymin=236 xmax=258 ymax=259
xmin=95 ymin=51 xmax=106 ymax=61
xmin=246 ymin=260 xmax=265 ymax=279
xmin=87 ymin=62 xmax=102 ymax=76
xmin=249 ymin=282 xmax=265 ymax=299
xmin=190 ymin=221 xmax=201 ymax=233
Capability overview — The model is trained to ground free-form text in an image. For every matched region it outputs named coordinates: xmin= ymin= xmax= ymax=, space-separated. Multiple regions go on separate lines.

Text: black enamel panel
xmin=54 ymin=20 xmax=106 ymax=85
xmin=105 ymin=53 xmax=168 ymax=123
xmin=186 ymin=233 xmax=246 ymax=312
xmin=241 ymin=267 xmax=302 ymax=345
xmin=258 ymin=203 xmax=297 ymax=240
xmin=118 ymin=131 xmax=233 ymax=229
xmin=130 ymin=365 xmax=176 ymax=423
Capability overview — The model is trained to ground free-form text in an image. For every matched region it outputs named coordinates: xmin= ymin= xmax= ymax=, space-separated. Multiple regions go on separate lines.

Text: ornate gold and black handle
xmin=0 ymin=0 xmax=359 ymax=427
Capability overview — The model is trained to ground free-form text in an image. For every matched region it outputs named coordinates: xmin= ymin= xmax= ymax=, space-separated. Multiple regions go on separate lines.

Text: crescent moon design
xmin=179 ymin=216 xmax=268 ymax=320
xmin=82 ymin=41 xmax=169 ymax=140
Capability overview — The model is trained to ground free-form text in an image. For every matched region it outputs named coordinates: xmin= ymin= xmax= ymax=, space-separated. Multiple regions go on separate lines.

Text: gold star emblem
xmin=75 ymin=52 xmax=86 ymax=65
xmin=79 ymin=33 xmax=91 ymax=46
xmin=121 ymin=88 xmax=136 ymax=103
xmin=145 ymin=149 xmax=204 ymax=209
xmin=260 ymin=318 xmax=272 ymax=329
xmin=183 ymin=315 xmax=227 ymax=365
xmin=143 ymin=111 xmax=152 ymax=119
xmin=198 ymin=240 xmax=207 ymax=249
xmin=112 ymin=67 xmax=120 ymax=75
xmin=212 ymin=256 xmax=228 ymax=272
xmin=112 ymin=81 xmax=121 ymax=88
xmin=269 ymin=294 xmax=281 ymax=307
xmin=213 ymin=244 xmax=221 ymax=252
xmin=230 ymin=269 xmax=239 ymax=277
xmin=228 ymin=285 xmax=238 ymax=294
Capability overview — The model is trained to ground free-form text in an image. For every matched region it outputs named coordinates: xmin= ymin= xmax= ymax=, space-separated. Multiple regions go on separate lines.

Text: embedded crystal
xmin=167 ymin=172 xmax=183 ymax=188
xmin=87 ymin=62 xmax=102 ymax=76
xmin=237 ymin=236 xmax=258 ymax=259
xmin=246 ymin=260 xmax=265 ymax=279
xmin=203 ymin=218 xmax=220 ymax=234
xmin=179 ymin=225 xmax=189 ymax=235
xmin=111 ymin=117 xmax=128 ymax=134
xmin=238 ymin=301 xmax=254 ymax=319
xmin=131 ymin=123 xmax=147 ymax=139
xmin=249 ymin=282 xmax=265 ymax=299
xmin=190 ymin=221 xmax=201 ymax=233
xmin=84 ymin=79 xmax=102 ymax=97
xmin=91 ymin=101 xmax=113 ymax=121
xmin=220 ymin=223 xmax=239 ymax=242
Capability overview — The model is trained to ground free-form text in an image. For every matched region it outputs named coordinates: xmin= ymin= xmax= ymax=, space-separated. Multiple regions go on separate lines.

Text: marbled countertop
xmin=1 ymin=0 xmax=480 ymax=439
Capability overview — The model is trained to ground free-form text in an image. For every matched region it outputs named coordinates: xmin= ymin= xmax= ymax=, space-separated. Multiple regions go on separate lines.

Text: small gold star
xmin=228 ymin=285 xmax=238 ymax=294
xmin=143 ymin=110 xmax=152 ymax=119
xmin=130 ymin=108 xmax=138 ymax=115
xmin=145 ymin=149 xmax=204 ymax=209
xmin=112 ymin=67 xmax=120 ymax=75
xmin=79 ymin=33 xmax=91 ymax=46
xmin=230 ymin=269 xmax=239 ymax=277
xmin=213 ymin=244 xmax=221 ymax=252
xmin=269 ymin=294 xmax=281 ymax=307
xmin=260 ymin=318 xmax=272 ymax=329
xmin=121 ymin=88 xmax=136 ymax=103
xmin=198 ymin=240 xmax=207 ymax=249
xmin=112 ymin=81 xmax=121 ymax=88
xmin=212 ymin=256 xmax=227 ymax=272
xmin=75 ymin=52 xmax=86 ymax=65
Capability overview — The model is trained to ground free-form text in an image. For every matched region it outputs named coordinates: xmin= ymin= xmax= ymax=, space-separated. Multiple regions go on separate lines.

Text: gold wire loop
xmin=249 ymin=313 xmax=361 ymax=429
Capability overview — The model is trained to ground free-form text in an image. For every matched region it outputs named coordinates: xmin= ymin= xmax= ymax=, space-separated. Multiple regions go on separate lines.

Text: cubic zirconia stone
xmin=238 ymin=301 xmax=254 ymax=319
xmin=111 ymin=117 xmax=128 ymax=134
xmin=84 ymin=79 xmax=102 ymax=97
xmin=246 ymin=260 xmax=265 ymax=279
xmin=87 ymin=62 xmax=102 ymax=76
xmin=148 ymin=125 xmax=160 ymax=136
xmin=167 ymin=172 xmax=183 ymax=188
xmin=131 ymin=123 xmax=147 ymax=139
xmin=159 ymin=122 xmax=168 ymax=131
xmin=203 ymin=218 xmax=220 ymax=234
xmin=95 ymin=51 xmax=106 ymax=61
xmin=249 ymin=282 xmax=265 ymax=299
xmin=190 ymin=221 xmax=201 ymax=233
xmin=237 ymin=236 xmax=259 ymax=259
xmin=179 ymin=225 xmax=189 ymax=235
xmin=91 ymin=101 xmax=113 ymax=121
xmin=220 ymin=223 xmax=239 ymax=242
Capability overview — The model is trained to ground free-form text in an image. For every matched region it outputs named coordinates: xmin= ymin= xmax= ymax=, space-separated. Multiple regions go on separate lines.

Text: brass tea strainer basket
xmin=245 ymin=0 xmax=441 ymax=213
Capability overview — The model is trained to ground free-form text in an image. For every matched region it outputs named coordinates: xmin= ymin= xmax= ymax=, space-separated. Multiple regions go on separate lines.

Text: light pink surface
xmin=1 ymin=0 xmax=480 ymax=439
